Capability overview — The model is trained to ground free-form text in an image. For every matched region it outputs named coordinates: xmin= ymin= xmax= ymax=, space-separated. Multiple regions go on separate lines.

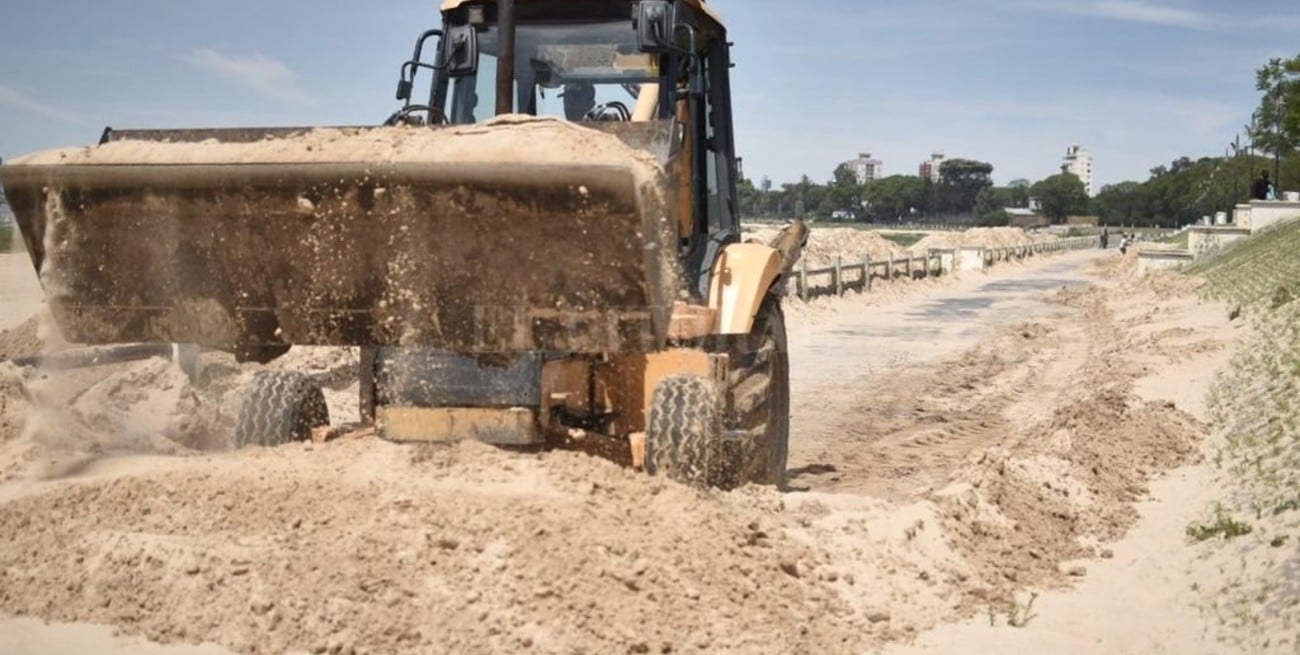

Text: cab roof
xmin=438 ymin=0 xmax=724 ymax=27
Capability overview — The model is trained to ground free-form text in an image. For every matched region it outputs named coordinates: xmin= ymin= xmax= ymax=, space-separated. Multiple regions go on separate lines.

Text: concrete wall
xmin=1235 ymin=201 xmax=1300 ymax=232
xmin=957 ymin=246 xmax=986 ymax=272
xmin=1189 ymin=226 xmax=1252 ymax=258
xmin=929 ymin=249 xmax=957 ymax=275
xmin=1233 ymin=204 xmax=1252 ymax=228
xmin=1138 ymin=251 xmax=1194 ymax=275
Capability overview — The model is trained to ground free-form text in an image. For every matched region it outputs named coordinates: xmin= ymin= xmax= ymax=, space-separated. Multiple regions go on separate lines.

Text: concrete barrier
xmin=1189 ymin=226 xmax=1252 ymax=258
xmin=958 ymin=246 xmax=985 ymax=272
xmin=929 ymin=248 xmax=957 ymax=274
xmin=1237 ymin=200 xmax=1300 ymax=232
xmin=1137 ymin=250 xmax=1195 ymax=275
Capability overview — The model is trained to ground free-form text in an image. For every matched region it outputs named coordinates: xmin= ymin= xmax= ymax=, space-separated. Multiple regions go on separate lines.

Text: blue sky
xmin=0 ymin=0 xmax=1296 ymax=189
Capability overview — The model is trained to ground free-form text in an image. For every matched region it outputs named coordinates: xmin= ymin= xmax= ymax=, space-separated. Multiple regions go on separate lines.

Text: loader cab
xmin=396 ymin=0 xmax=741 ymax=293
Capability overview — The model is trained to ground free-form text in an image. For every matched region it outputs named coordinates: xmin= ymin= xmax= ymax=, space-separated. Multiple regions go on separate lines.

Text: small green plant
xmin=1270 ymin=282 xmax=1300 ymax=309
xmin=1006 ymin=592 xmax=1039 ymax=628
xmin=1188 ymin=504 xmax=1254 ymax=542
xmin=989 ymin=594 xmax=1040 ymax=628
xmin=1275 ymin=497 xmax=1300 ymax=516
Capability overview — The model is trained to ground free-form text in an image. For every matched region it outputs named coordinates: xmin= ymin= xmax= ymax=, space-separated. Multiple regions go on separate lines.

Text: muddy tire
xmin=710 ymin=297 xmax=791 ymax=487
xmin=645 ymin=298 xmax=790 ymax=489
xmin=235 ymin=371 xmax=329 ymax=448
xmin=645 ymin=374 xmax=728 ymax=488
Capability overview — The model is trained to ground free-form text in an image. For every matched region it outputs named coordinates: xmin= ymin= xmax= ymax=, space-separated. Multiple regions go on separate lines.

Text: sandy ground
xmin=0 ymin=246 xmax=1248 ymax=654
xmin=0 ymin=254 xmax=41 ymax=331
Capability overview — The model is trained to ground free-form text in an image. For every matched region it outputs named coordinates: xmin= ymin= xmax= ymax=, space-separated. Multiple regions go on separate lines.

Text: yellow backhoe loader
xmin=0 ymin=0 xmax=806 ymax=488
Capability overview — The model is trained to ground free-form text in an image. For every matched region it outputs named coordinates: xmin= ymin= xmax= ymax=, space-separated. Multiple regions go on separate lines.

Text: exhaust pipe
xmin=496 ymin=0 xmax=516 ymax=115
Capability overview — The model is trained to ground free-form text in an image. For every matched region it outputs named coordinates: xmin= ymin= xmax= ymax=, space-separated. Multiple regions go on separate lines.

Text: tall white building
xmin=844 ymin=152 xmax=883 ymax=184
xmin=1062 ymin=144 xmax=1095 ymax=196
xmin=919 ymin=151 xmax=946 ymax=183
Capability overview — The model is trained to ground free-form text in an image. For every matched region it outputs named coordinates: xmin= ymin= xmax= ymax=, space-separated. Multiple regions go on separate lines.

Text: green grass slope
xmin=1188 ymin=219 xmax=1300 ymax=310
xmin=1189 ymin=217 xmax=1300 ymax=649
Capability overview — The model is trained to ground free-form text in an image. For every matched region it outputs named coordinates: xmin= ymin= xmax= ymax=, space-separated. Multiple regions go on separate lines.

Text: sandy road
xmin=787 ymin=250 xmax=1103 ymax=499
xmin=787 ymin=252 xmax=1100 ymax=390
xmin=0 ymin=246 xmax=1238 ymax=654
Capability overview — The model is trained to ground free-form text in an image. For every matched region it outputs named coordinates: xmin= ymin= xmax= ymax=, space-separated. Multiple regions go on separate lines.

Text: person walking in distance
xmin=1100 ymin=226 xmax=1109 ymax=250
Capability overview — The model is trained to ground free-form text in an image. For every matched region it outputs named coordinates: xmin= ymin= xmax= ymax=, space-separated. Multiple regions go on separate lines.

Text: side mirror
xmin=395 ymin=77 xmax=414 ymax=101
xmin=446 ymin=25 xmax=479 ymax=77
xmin=635 ymin=1 xmax=674 ymax=53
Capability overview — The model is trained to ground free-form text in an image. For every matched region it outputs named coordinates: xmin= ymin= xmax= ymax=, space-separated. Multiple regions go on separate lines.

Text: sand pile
xmin=0 ymin=441 xmax=928 ymax=655
xmin=0 ymin=315 xmax=40 ymax=362
xmin=933 ymin=289 xmax=1204 ymax=602
xmin=961 ymin=227 xmax=1038 ymax=249
xmin=907 ymin=232 xmax=961 ymax=254
xmin=0 ymin=364 xmax=26 ymax=445
xmin=910 ymin=227 xmax=1052 ymax=255
xmin=5 ymin=337 xmax=362 ymax=471
xmin=0 ymin=240 xmax=1235 ymax=654
xmin=746 ymin=226 xmax=908 ymax=268
xmin=11 ymin=116 xmax=663 ymax=175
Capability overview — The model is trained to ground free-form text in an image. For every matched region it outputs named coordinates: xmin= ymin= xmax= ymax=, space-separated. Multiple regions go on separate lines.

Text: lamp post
xmin=1275 ymin=89 xmax=1284 ymax=196
xmin=1229 ymin=135 xmax=1241 ymax=204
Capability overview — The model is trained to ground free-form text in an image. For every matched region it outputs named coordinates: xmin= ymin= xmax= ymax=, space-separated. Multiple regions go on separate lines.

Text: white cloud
xmin=1031 ymin=1 xmax=1300 ymax=32
xmin=184 ymin=49 xmax=308 ymax=102
xmin=1076 ymin=1 xmax=1209 ymax=30
xmin=0 ymin=84 xmax=83 ymax=124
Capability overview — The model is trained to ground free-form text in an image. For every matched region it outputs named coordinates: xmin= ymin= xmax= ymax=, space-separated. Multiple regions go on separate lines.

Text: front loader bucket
xmin=0 ymin=118 xmax=682 ymax=354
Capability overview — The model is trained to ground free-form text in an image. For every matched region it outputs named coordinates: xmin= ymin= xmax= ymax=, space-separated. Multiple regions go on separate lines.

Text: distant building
xmin=844 ymin=152 xmax=883 ymax=184
xmin=919 ymin=152 xmax=946 ymax=183
xmin=1062 ymin=144 xmax=1095 ymax=196
xmin=1006 ymin=207 xmax=1048 ymax=229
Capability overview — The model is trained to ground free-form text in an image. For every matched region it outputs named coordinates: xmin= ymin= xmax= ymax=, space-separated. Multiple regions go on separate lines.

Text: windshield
xmin=446 ymin=21 xmax=663 ymax=124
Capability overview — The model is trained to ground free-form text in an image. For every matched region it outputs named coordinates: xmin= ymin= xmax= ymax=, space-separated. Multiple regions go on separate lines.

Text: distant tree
xmin=974 ymin=187 xmax=1010 ymax=218
xmin=827 ymin=163 xmax=864 ymax=218
xmin=1031 ymin=173 xmax=1089 ymax=223
xmin=1093 ymin=181 xmax=1144 ymax=225
xmin=864 ymin=175 xmax=925 ymax=222
xmin=978 ymin=209 xmax=1010 ymax=227
xmin=1005 ymin=179 xmax=1031 ymax=208
xmin=936 ymin=159 xmax=994 ymax=214
xmin=737 ymin=177 xmax=759 ymax=218
xmin=1251 ymin=56 xmax=1300 ymax=165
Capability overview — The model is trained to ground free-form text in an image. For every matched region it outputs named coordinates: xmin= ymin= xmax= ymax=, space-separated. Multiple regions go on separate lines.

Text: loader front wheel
xmin=645 ymin=374 xmax=726 ymax=488
xmin=235 ymin=371 xmax=329 ymax=448
xmin=711 ymin=297 xmax=790 ymax=488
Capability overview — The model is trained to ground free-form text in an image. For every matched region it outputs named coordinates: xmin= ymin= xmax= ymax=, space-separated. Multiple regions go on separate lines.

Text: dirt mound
xmin=1134 ymin=270 xmax=1204 ymax=299
xmin=0 ymin=248 xmax=1231 ymax=654
xmin=796 ymin=284 xmax=1213 ymax=610
xmin=7 ymin=345 xmax=364 ymax=473
xmin=12 ymin=116 xmax=661 ymax=176
xmin=0 ymin=441 xmax=907 ymax=655
xmin=746 ymin=226 xmax=907 ymax=268
xmin=0 ymin=314 xmax=40 ymax=361
xmin=0 ymin=364 xmax=27 ymax=445
xmin=909 ymin=227 xmax=1049 ymax=255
